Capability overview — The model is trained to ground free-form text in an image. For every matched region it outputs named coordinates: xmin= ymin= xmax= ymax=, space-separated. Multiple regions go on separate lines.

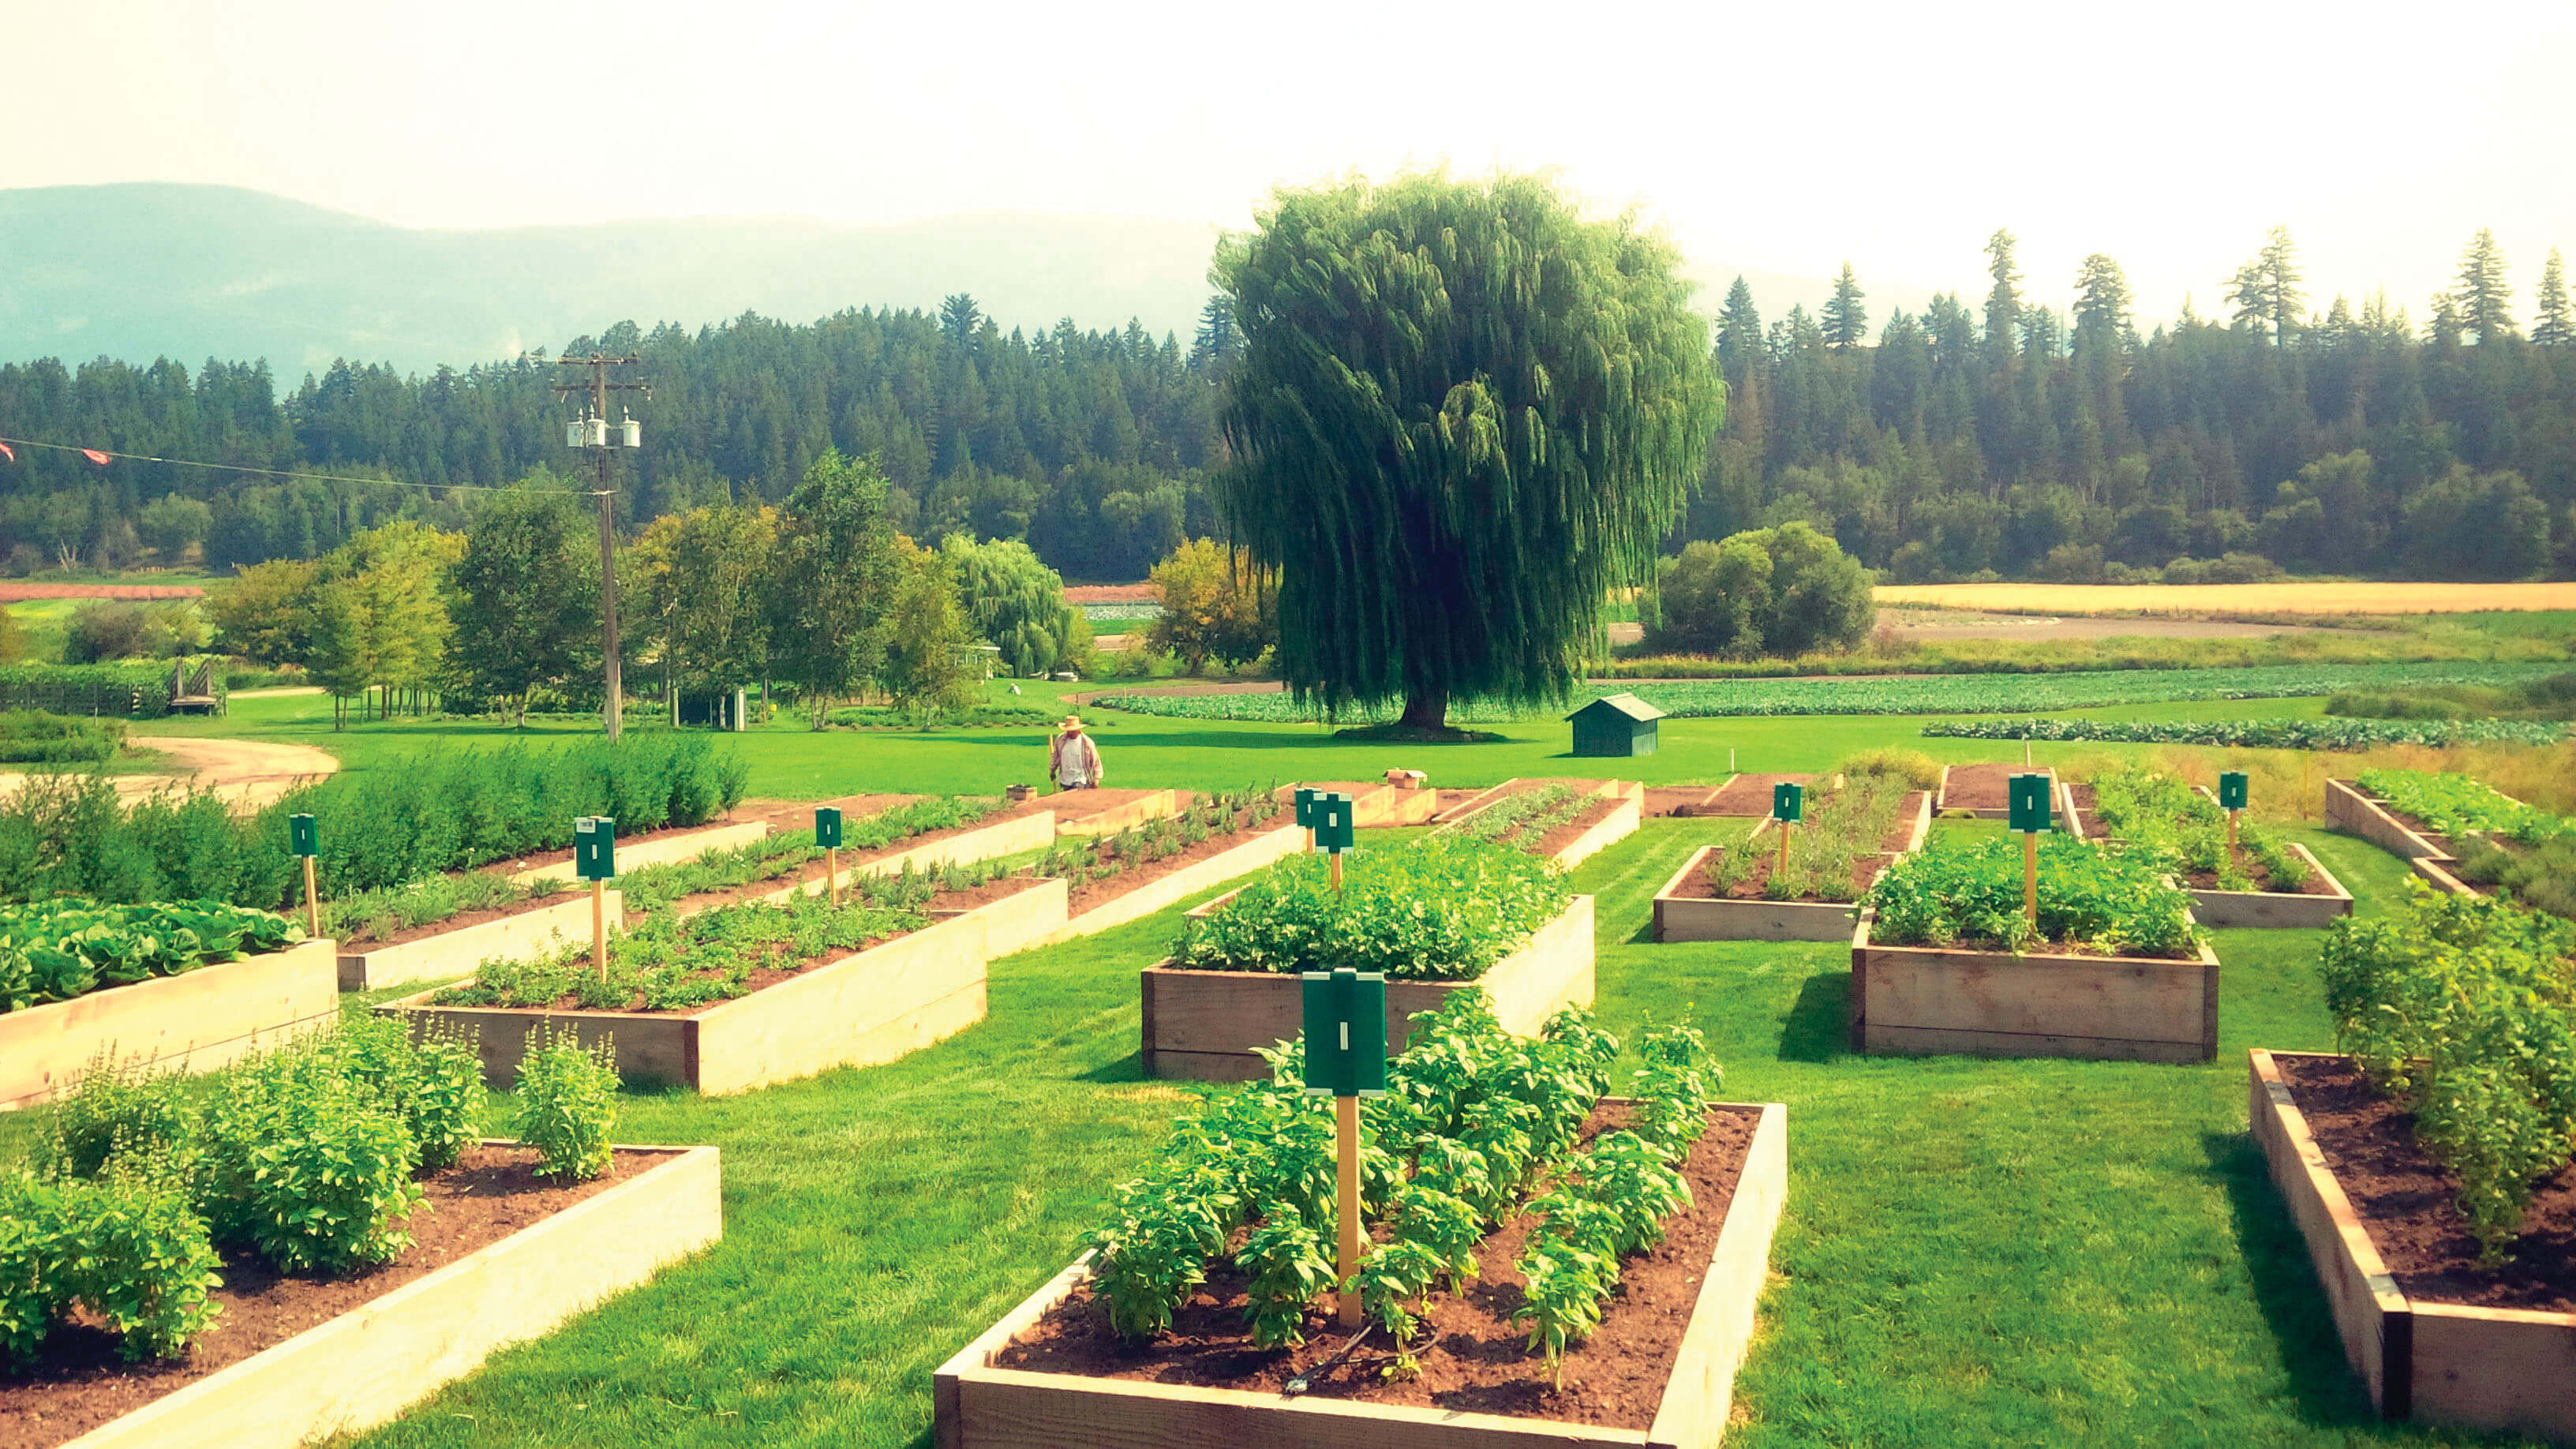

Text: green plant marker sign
xmin=1312 ymin=792 xmax=1355 ymax=854
xmin=814 ymin=806 xmax=843 ymax=849
xmin=2218 ymin=772 xmax=2250 ymax=812
xmin=1771 ymin=782 xmax=1803 ymax=824
xmin=1294 ymin=787 xmax=1322 ymax=829
xmin=1301 ymin=967 xmax=1387 ymax=1097
xmin=2007 ymin=775 xmax=2053 ymax=835
xmin=288 ymin=813 xmax=319 ymax=857
xmin=575 ymin=817 xmax=616 ymax=881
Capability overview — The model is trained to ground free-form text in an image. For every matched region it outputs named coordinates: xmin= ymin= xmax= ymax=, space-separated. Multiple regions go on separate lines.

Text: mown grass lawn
xmin=215 ymin=817 xmax=2502 ymax=1447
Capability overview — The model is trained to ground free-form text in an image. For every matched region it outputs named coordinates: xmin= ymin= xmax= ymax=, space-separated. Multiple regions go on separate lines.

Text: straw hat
xmin=1059 ymin=716 xmax=1084 ymax=732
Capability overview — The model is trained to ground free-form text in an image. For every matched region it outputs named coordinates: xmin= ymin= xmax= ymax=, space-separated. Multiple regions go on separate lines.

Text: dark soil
xmin=340 ymin=887 xmax=585 ymax=949
xmin=1331 ymin=722 xmax=1506 ymax=744
xmin=1702 ymin=773 xmax=1813 ymax=815
xmin=994 ymin=1103 xmax=1760 ymax=1430
xmin=0 ymin=1144 xmax=666 ymax=1449
xmin=1669 ymin=792 xmax=1923 ymax=902
xmin=1645 ymin=785 xmax=1720 ymax=818
xmin=1062 ymin=808 xmax=1282 ymax=915
xmin=2181 ymin=844 xmax=2336 ymax=897
xmin=1939 ymin=762 xmax=2048 ymax=813
xmin=2277 ymin=1054 xmax=2576 ymax=1313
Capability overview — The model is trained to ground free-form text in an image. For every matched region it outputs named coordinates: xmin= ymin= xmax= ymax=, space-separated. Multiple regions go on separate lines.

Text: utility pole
xmin=556 ymin=354 xmax=649 ymax=739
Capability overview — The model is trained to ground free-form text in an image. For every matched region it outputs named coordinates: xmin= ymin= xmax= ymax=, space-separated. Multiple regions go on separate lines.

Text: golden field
xmin=1874 ymin=581 xmax=2576 ymax=616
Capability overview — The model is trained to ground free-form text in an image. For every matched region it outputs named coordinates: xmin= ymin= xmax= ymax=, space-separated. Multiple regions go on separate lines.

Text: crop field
xmin=1091 ymin=659 xmax=2574 ymax=723
xmin=1875 ymin=580 xmax=2576 ymax=616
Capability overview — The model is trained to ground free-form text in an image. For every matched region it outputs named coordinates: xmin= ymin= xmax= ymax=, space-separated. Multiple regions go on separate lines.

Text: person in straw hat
xmin=1050 ymin=715 xmax=1104 ymax=791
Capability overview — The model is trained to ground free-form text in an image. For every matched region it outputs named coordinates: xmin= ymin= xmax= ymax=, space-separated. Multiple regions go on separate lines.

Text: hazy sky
xmin=13 ymin=0 xmax=2575 ymax=327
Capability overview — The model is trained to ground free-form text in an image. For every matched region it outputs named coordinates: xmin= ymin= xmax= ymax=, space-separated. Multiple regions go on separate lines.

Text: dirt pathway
xmin=0 ymin=736 xmax=339 ymax=812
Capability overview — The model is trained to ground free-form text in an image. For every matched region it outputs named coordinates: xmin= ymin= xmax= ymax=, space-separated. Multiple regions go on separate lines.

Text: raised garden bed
xmin=1 ymin=938 xmax=339 ymax=1110
xmin=1438 ymin=778 xmax=1643 ymax=869
xmin=2250 ymin=1048 xmax=2576 ymax=1440
xmin=1142 ymin=893 xmax=1595 ymax=1082
xmin=936 ymin=1098 xmax=1786 ymax=1449
xmin=2182 ymin=839 xmax=2352 ymax=929
xmin=1698 ymin=773 xmax=1806 ymax=816
xmin=1653 ymin=790 xmax=1931 ymax=942
xmin=1934 ymin=761 xmax=2054 ymax=819
xmin=2324 ymin=777 xmax=2455 ymax=867
xmin=507 ymin=815 xmax=773 ymax=886
xmin=1277 ymin=779 xmax=1443 ymax=828
xmin=1849 ymin=906 xmax=2218 ymax=1061
xmin=337 ymin=890 xmax=621 ymax=991
xmin=2070 ymin=771 xmax=2353 ymax=929
xmin=1051 ymin=788 xmax=1187 ymax=837
xmin=381 ymin=878 xmax=1055 ymax=1092
xmin=1037 ymin=823 xmax=1306 ymax=949
xmin=11 ymin=1141 xmax=720 ymax=1449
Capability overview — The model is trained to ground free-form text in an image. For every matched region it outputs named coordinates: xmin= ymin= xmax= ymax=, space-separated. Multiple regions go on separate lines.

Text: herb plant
xmin=2088 ymin=765 xmax=2309 ymax=893
xmin=513 ymin=1028 xmax=622 ymax=1181
xmin=1172 ymin=835 xmax=1571 ymax=980
xmin=1864 ymin=833 xmax=2202 ymax=957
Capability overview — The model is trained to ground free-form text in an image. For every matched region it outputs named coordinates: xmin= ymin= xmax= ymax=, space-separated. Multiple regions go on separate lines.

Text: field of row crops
xmin=1091 ymin=660 xmax=2576 ymax=723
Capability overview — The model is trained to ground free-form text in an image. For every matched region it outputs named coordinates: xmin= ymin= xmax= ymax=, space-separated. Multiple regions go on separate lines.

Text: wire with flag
xmin=0 ymin=434 xmax=578 ymax=494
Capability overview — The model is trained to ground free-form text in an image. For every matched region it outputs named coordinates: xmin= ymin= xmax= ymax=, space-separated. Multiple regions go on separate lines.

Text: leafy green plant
xmin=200 ymin=1045 xmax=425 ymax=1273
xmin=1448 ymin=784 xmax=1584 ymax=850
xmin=2357 ymin=769 xmax=2571 ymax=846
xmin=1864 ymin=833 xmax=2201 ymax=957
xmin=0 ymin=710 xmax=125 ymax=763
xmin=38 ymin=1050 xmax=200 ymax=1181
xmin=513 ymin=1028 xmax=621 ymax=1181
xmin=1172 ymin=835 xmax=1571 ymax=980
xmin=2320 ymin=886 xmax=2576 ymax=1260
xmin=1237 ymin=1207 xmax=1335 ymax=1349
xmin=0 ymin=897 xmax=303 ymax=1013
xmin=2088 ymin=765 xmax=2308 ymax=893
xmin=1926 ymin=714 xmax=2570 ymax=751
xmin=0 ymin=1169 xmax=223 ymax=1365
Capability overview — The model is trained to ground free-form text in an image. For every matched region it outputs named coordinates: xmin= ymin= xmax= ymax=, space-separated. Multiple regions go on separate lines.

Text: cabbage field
xmin=1089 ymin=661 xmax=2575 ymax=723
xmin=1923 ymin=715 xmax=2570 ymax=750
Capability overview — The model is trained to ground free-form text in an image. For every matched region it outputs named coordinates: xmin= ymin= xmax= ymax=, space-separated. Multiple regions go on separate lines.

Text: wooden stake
xmin=826 ymin=846 xmax=840 ymax=907
xmin=301 ymin=856 xmax=320 ymax=938
xmin=2023 ymin=736 xmax=2032 ymax=766
xmin=1335 ymin=1092 xmax=1362 ymax=1329
xmin=591 ymin=880 xmax=608 ymax=979
xmin=2023 ymin=830 xmax=2039 ymax=922
xmin=1776 ymin=818 xmax=1792 ymax=878
xmin=2227 ymin=809 xmax=2239 ymax=856
xmin=2303 ymin=754 xmax=2316 ymax=818
xmin=1329 ymin=852 xmax=1344 ymax=893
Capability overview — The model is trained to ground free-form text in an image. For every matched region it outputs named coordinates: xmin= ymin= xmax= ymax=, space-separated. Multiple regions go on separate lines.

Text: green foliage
xmin=1236 ymin=1207 xmax=1335 ymax=1349
xmin=1173 ymin=835 xmax=1571 ymax=981
xmin=1647 ymin=522 xmax=1875 ymax=657
xmin=2089 ymin=766 xmax=2308 ymax=893
xmin=0 ymin=897 xmax=301 ymax=1013
xmin=1144 ymin=538 xmax=1274 ymax=676
xmin=2453 ymin=833 xmax=2576 ymax=923
xmin=1213 ymin=170 xmax=1722 ymax=727
xmin=0 ymin=1170 xmax=223 ymax=1365
xmin=1864 ymin=833 xmax=2202 ymax=957
xmin=2320 ymin=887 xmax=2576 ymax=1259
xmin=942 ymin=534 xmax=1084 ymax=678
xmin=2329 ymin=670 xmax=2576 ymax=723
xmin=1447 ymin=784 xmax=1587 ymax=852
xmin=1031 ymin=787 xmax=1280 ymax=892
xmin=0 ymin=710 xmax=124 ymax=762
xmin=1096 ymin=661 xmax=2576 ymax=724
xmin=769 ymin=449 xmax=900 ymax=727
xmin=447 ymin=484 xmax=599 ymax=727
xmin=200 ymin=1043 xmax=426 ymax=1273
xmin=1926 ymin=713 xmax=2570 ymax=751
xmin=512 ymin=1029 xmax=620 ymax=1182
xmin=0 ymin=661 xmax=200 ymax=717
xmin=330 ymin=1017 xmax=488 ymax=1173
xmin=2357 ymin=769 xmax=2571 ymax=846
xmin=878 ymin=537 xmax=984 ymax=721
xmin=1836 ymin=747 xmax=1944 ymax=790
xmin=37 ymin=1052 xmax=200 ymax=1181
xmin=1702 ymin=773 xmax=1912 ymax=904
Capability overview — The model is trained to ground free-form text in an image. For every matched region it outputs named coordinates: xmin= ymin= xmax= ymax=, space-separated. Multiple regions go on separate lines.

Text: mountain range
xmin=0 ymin=183 xmax=1937 ymax=376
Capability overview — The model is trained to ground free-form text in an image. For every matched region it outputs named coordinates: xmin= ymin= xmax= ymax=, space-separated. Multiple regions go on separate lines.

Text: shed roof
xmin=1564 ymin=692 xmax=1664 ymax=724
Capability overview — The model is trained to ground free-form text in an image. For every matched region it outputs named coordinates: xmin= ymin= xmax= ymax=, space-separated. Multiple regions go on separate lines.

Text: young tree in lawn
xmin=1213 ymin=172 xmax=1722 ymax=732
xmin=449 ymin=486 xmax=599 ymax=728
xmin=942 ymin=533 xmax=1085 ymax=677
xmin=1146 ymin=537 xmax=1273 ymax=676
xmin=878 ymin=537 xmax=983 ymax=720
xmin=767 ymin=449 xmax=898 ymax=728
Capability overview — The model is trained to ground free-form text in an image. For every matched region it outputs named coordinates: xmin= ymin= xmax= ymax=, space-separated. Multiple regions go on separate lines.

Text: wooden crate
xmin=380 ymin=886 xmax=1038 ymax=1092
xmin=510 ymin=818 xmax=772 ymax=886
xmin=1035 ymin=825 xmax=1306 ymax=949
xmin=1142 ymin=895 xmax=1595 ymax=1082
xmin=1 ymin=939 xmax=340 ymax=1110
xmin=68 ymin=1142 xmax=720 ymax=1449
xmin=2185 ymin=842 xmax=2355 ymax=930
xmin=2249 ymin=1050 xmax=2576 ymax=1440
xmin=1652 ymin=792 xmax=1930 ymax=943
xmin=1848 ymin=907 xmax=2219 ymax=1063
xmin=933 ymin=1100 xmax=1787 ymax=1449
xmin=339 ymin=892 xmax=621 ymax=991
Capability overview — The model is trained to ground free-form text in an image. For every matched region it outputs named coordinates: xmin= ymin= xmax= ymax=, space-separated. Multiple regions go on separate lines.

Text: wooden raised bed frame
xmin=510 ymin=817 xmax=773 ymax=886
xmin=2185 ymin=841 xmax=2353 ymax=930
xmin=2249 ymin=1049 xmax=2576 ymax=1440
xmin=934 ymin=1099 xmax=1787 ymax=1449
xmin=1 ymin=938 xmax=339 ymax=1110
xmin=1035 ymin=823 xmax=1307 ymax=949
xmin=1652 ymin=792 xmax=1932 ymax=942
xmin=1141 ymin=894 xmax=1596 ymax=1082
xmin=1934 ymin=763 xmax=2057 ymax=821
xmin=380 ymin=882 xmax=1058 ymax=1093
xmin=1848 ymin=906 xmax=2220 ymax=1063
xmin=2323 ymin=777 xmax=2491 ymax=902
xmin=1053 ymin=789 xmax=1185 ymax=837
xmin=1434 ymin=778 xmax=1643 ymax=871
xmin=338 ymin=891 xmax=623 ymax=991
xmin=69 ymin=1141 xmax=721 ymax=1449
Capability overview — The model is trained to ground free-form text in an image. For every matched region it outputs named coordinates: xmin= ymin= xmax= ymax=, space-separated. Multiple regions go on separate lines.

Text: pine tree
xmin=1189 ymin=296 xmax=1241 ymax=369
xmin=1822 ymin=264 xmax=1869 ymax=349
xmin=2534 ymin=248 xmax=2572 ymax=348
xmin=2225 ymin=227 xmax=2304 ymax=346
xmin=2072 ymin=254 xmax=2133 ymax=353
xmin=1983 ymin=230 xmax=2023 ymax=369
xmin=2453 ymin=229 xmax=2516 ymax=342
xmin=1716 ymin=277 xmax=1765 ymax=380
xmin=1212 ymin=172 xmax=1721 ymax=731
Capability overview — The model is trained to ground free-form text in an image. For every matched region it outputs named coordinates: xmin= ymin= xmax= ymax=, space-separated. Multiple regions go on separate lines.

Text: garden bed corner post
xmin=1302 ymin=964 xmax=1384 ymax=1331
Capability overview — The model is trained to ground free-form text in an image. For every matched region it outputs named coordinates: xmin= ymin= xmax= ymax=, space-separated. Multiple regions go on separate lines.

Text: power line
xmin=0 ymin=435 xmax=586 ymax=495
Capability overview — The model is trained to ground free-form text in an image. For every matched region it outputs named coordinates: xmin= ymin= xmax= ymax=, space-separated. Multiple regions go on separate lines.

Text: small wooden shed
xmin=1567 ymin=693 xmax=1664 ymax=758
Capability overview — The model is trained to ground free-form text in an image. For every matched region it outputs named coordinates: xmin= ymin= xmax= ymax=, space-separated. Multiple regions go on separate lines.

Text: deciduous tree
xmin=767 ymin=449 xmax=898 ymax=727
xmin=449 ymin=485 xmax=598 ymax=728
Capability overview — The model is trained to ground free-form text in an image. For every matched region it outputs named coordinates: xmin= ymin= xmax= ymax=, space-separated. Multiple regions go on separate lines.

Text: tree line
xmin=3 ymin=227 xmax=2572 ymax=586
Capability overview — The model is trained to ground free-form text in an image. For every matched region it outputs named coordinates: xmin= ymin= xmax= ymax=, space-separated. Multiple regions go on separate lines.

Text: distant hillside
xmin=0 ymin=184 xmax=1915 ymax=377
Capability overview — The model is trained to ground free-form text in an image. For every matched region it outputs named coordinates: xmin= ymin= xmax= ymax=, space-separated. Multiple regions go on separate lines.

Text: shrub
xmin=1645 ymin=522 xmax=1874 ymax=657
xmin=0 ymin=710 xmax=125 ymax=763
xmin=1834 ymin=747 xmax=1941 ymax=791
xmin=1173 ymin=835 xmax=1571 ymax=980
xmin=0 ymin=1170 xmax=223 ymax=1365
xmin=514 ymin=1029 xmax=620 ymax=1181
xmin=330 ymin=1017 xmax=487 ymax=1172
xmin=201 ymin=1046 xmax=425 ymax=1272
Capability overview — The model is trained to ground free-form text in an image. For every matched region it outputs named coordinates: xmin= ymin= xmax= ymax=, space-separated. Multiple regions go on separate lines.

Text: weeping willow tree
xmin=1212 ymin=172 xmax=1722 ymax=732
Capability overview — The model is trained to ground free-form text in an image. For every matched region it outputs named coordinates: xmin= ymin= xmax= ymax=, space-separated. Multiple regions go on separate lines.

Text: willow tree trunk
xmin=1398 ymin=687 xmax=1447 ymax=732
